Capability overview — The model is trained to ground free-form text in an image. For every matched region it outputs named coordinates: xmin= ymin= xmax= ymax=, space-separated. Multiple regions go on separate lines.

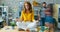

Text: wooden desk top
xmin=0 ymin=26 xmax=28 ymax=32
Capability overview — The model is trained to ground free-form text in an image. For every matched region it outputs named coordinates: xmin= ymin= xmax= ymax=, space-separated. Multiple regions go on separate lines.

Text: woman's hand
xmin=16 ymin=18 xmax=20 ymax=22
xmin=16 ymin=18 xmax=23 ymax=22
xmin=19 ymin=18 xmax=23 ymax=22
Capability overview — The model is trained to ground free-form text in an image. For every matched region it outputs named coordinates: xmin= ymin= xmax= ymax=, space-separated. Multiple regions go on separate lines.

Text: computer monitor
xmin=0 ymin=7 xmax=2 ymax=16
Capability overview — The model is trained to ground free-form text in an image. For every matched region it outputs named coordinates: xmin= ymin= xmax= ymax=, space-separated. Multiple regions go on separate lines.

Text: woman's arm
xmin=31 ymin=11 xmax=34 ymax=21
xmin=38 ymin=11 xmax=41 ymax=20
xmin=20 ymin=11 xmax=24 ymax=21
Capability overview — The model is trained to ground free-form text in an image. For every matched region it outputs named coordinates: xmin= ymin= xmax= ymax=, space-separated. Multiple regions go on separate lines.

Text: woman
xmin=20 ymin=2 xmax=34 ymax=22
xmin=16 ymin=2 xmax=37 ymax=31
xmin=45 ymin=9 xmax=55 ymax=32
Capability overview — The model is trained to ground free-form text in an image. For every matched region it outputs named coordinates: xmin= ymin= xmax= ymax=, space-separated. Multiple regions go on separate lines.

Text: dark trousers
xmin=40 ymin=18 xmax=45 ymax=26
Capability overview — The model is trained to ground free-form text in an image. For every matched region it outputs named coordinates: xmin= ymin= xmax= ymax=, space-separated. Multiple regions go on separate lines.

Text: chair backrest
xmin=19 ymin=12 xmax=21 ymax=16
xmin=34 ymin=16 xmax=38 ymax=20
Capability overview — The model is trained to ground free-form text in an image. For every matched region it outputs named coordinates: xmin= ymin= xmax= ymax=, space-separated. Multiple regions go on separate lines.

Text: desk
xmin=0 ymin=26 xmax=50 ymax=32
xmin=0 ymin=26 xmax=29 ymax=32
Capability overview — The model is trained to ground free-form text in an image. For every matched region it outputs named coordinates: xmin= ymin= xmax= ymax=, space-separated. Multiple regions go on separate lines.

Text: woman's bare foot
xmin=26 ymin=28 xmax=30 ymax=32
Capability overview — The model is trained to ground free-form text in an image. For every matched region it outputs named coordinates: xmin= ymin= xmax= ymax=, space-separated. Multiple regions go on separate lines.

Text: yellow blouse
xmin=20 ymin=10 xmax=34 ymax=22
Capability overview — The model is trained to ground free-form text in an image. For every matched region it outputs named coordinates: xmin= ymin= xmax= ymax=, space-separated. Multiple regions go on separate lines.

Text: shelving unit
xmin=0 ymin=6 xmax=8 ymax=25
xmin=0 ymin=6 xmax=15 ymax=25
xmin=32 ymin=1 xmax=41 ymax=16
xmin=33 ymin=6 xmax=41 ymax=16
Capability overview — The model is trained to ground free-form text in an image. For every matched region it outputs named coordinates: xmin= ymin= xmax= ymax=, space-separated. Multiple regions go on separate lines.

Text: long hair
xmin=23 ymin=1 xmax=32 ymax=13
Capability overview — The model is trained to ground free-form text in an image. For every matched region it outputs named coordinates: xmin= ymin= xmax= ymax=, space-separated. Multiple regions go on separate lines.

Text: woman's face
xmin=25 ymin=3 xmax=29 ymax=10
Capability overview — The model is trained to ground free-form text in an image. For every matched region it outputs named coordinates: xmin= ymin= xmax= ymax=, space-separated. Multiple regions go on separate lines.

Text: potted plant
xmin=10 ymin=21 xmax=16 ymax=29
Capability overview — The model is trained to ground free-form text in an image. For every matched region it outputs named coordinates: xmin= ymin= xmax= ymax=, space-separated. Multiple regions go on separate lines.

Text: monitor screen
xmin=0 ymin=7 xmax=2 ymax=16
xmin=59 ymin=8 xmax=60 ymax=18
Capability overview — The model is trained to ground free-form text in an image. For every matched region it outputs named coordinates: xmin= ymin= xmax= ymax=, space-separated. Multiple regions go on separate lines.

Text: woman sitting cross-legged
xmin=16 ymin=1 xmax=38 ymax=31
